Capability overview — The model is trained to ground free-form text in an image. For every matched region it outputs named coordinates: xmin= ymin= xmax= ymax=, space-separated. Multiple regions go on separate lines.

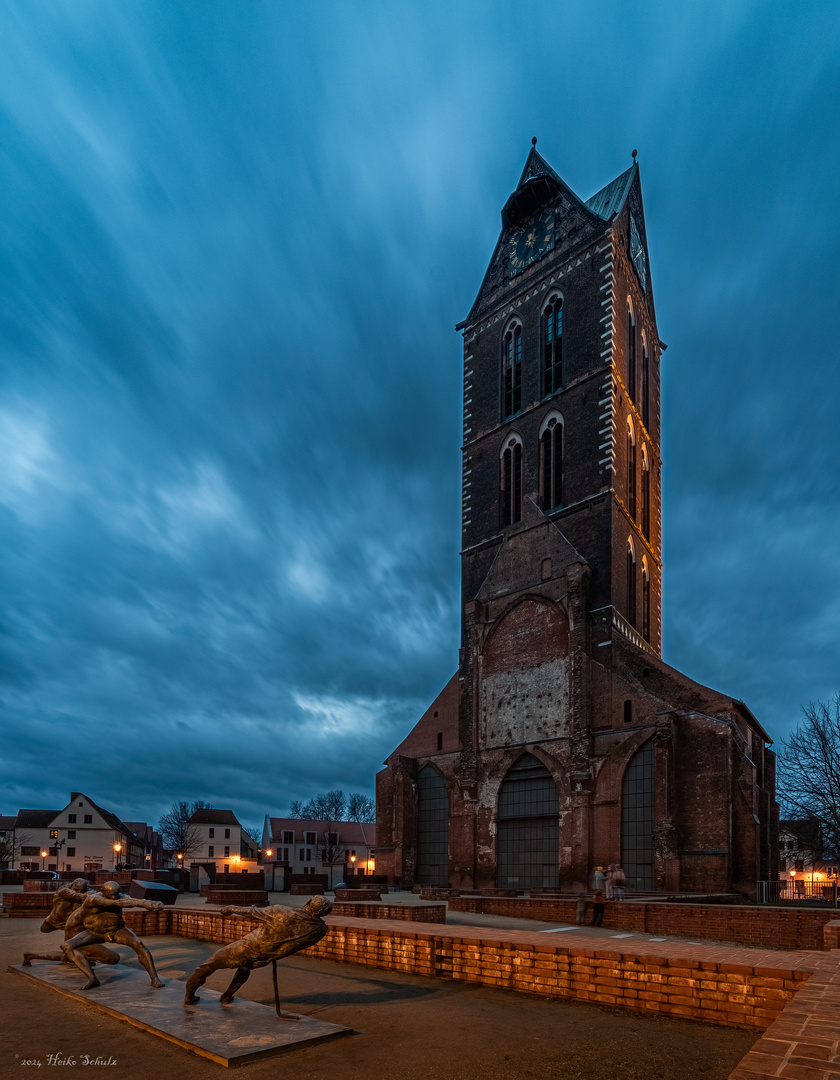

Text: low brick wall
xmin=23 ymin=880 xmax=59 ymax=893
xmin=331 ymin=903 xmax=446 ymax=923
xmin=419 ymin=888 xmax=459 ymax=900
xmin=289 ymin=884 xmax=325 ymax=895
xmin=205 ymin=889 xmax=268 ymax=906
xmin=334 ymin=888 xmax=381 ymax=902
xmin=449 ymin=897 xmax=840 ymax=951
xmin=2 ymin=893 xmax=53 ymax=916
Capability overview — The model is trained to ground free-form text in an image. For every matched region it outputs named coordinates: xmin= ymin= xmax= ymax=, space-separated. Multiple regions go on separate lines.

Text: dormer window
xmin=542 ymin=296 xmax=562 ymax=395
xmin=502 ymin=324 xmax=522 ymax=418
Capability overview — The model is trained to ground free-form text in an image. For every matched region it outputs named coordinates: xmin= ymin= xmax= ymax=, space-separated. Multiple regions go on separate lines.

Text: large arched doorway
xmin=621 ymin=740 xmax=655 ymax=891
xmin=416 ymin=765 xmax=449 ymax=886
xmin=497 ymin=752 xmax=558 ymax=888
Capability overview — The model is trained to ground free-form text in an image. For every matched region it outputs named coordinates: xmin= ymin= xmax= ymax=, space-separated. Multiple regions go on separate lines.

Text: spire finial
xmin=632 ymin=148 xmax=638 ymax=163
xmin=532 ymin=136 xmax=538 ymax=148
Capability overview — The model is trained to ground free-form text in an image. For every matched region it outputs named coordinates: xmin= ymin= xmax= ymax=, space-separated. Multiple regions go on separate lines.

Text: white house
xmin=15 ymin=792 xmax=142 ymax=873
xmin=187 ymin=808 xmax=258 ymax=874
xmin=261 ymin=816 xmax=376 ymax=889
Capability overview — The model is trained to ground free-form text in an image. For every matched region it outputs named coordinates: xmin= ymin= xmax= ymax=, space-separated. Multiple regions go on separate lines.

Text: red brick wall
xmin=331 ymin=903 xmax=446 ymax=923
xmin=448 ymin=897 xmax=839 ymax=951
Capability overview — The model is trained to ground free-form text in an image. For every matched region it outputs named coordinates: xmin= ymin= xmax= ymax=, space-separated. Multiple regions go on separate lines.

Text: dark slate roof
xmin=16 ymin=809 xmax=60 ymax=829
xmin=267 ymin=818 xmax=376 ymax=846
xmin=189 ymin=808 xmax=241 ymax=827
xmin=585 ymin=164 xmax=636 ymax=219
xmin=0 ymin=815 xmax=18 ymax=830
xmin=72 ymin=792 xmax=134 ymax=836
xmin=516 ymin=144 xmax=563 ymax=187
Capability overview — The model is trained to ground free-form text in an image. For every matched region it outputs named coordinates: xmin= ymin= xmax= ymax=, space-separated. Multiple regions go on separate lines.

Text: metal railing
xmin=756 ymin=879 xmax=839 ymax=905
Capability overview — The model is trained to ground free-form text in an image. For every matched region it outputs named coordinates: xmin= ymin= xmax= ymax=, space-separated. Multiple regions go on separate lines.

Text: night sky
xmin=1 ymin=2 xmax=838 ymax=830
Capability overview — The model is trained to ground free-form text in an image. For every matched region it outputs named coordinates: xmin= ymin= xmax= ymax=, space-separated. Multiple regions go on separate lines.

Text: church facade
xmin=376 ymin=144 xmax=777 ymax=897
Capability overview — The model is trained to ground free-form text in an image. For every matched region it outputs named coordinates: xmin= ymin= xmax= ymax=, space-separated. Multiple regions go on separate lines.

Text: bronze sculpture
xmin=22 ymin=879 xmax=121 ymax=968
xmin=60 ymin=881 xmax=165 ymax=990
xmin=184 ymin=896 xmax=332 ymax=1014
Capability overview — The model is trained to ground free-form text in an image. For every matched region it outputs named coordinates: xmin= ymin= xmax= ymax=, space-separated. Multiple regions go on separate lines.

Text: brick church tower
xmin=376 ymin=143 xmax=777 ymax=898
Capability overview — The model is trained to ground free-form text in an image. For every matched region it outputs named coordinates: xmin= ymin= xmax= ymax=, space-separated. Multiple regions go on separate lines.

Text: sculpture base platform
xmin=9 ymin=963 xmax=354 ymax=1067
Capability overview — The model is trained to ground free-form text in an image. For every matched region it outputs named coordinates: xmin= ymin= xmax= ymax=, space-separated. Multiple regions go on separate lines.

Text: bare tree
xmin=288 ymin=791 xmax=375 ymax=822
xmin=158 ymin=800 xmax=209 ymax=861
xmin=0 ymin=830 xmax=31 ymax=868
xmin=347 ymin=793 xmax=376 ymax=823
xmin=777 ymin=694 xmax=840 ymax=860
xmin=242 ymin=824 xmax=262 ymax=844
xmin=318 ymin=828 xmax=346 ymax=889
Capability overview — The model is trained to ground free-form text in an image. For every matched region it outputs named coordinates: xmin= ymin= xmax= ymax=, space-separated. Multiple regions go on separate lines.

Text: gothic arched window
xmin=641 ymin=446 xmax=650 ymax=540
xmin=416 ymin=765 xmax=449 ymax=887
xmin=627 ymin=302 xmax=637 ymax=405
xmin=626 ymin=537 xmax=637 ymax=627
xmin=542 ymin=296 xmax=563 ymax=396
xmin=503 ymin=324 xmax=522 ymax=418
xmin=500 ymin=435 xmax=523 ymax=527
xmin=642 ymin=556 xmax=651 ymax=643
xmin=621 ymin=740 xmax=654 ymax=890
xmin=497 ymin=752 xmax=558 ymax=889
xmin=641 ymin=333 xmax=650 ymax=429
xmin=626 ymin=419 xmax=637 ymax=520
xmin=539 ymin=413 xmax=563 ymax=510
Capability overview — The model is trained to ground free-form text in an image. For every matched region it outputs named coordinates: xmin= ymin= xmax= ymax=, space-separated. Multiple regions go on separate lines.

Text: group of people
xmin=575 ymin=865 xmax=628 ymax=927
xmin=591 ymin=864 xmax=627 ymax=900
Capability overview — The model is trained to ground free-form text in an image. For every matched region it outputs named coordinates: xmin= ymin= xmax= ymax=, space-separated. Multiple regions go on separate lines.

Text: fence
xmin=756 ymin=879 xmax=839 ymax=905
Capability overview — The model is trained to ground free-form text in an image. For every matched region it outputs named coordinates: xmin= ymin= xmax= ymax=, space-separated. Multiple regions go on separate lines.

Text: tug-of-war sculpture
xmin=22 ymin=882 xmax=334 ymax=1018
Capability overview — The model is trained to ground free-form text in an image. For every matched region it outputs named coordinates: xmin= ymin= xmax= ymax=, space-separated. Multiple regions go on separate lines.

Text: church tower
xmin=376 ymin=143 xmax=777 ymax=899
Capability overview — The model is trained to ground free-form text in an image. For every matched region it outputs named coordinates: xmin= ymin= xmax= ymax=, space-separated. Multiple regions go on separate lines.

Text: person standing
xmin=604 ymin=865 xmax=615 ymax=900
xmin=590 ymin=866 xmax=605 ymax=893
xmin=612 ymin=865 xmax=626 ymax=900
xmin=591 ymin=891 xmax=606 ymax=927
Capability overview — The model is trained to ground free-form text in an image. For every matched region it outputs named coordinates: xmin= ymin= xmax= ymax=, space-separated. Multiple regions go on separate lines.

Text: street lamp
xmin=40 ymin=850 xmax=47 ymax=872
xmin=114 ymin=842 xmax=122 ymax=869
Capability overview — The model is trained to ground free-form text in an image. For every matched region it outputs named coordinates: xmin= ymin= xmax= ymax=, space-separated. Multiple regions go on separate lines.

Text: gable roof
xmin=15 ymin=809 xmax=60 ymax=829
xmin=267 ymin=818 xmax=376 ymax=847
xmin=68 ymin=792 xmax=134 ymax=836
xmin=0 ymin=815 xmax=19 ymax=830
xmin=189 ymin=808 xmax=241 ymax=827
xmin=585 ymin=163 xmax=637 ymax=219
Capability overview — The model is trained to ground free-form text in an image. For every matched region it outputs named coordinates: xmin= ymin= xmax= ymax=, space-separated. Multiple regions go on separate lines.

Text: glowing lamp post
xmin=114 ymin=842 xmax=122 ymax=869
xmin=40 ymin=850 xmax=47 ymax=872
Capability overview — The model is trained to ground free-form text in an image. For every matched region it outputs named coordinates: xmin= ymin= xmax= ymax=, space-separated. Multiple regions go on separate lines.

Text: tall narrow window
xmin=627 ymin=303 xmax=637 ymax=405
xmin=627 ymin=421 xmax=636 ymax=519
xmin=503 ymin=325 xmax=522 ymax=418
xmin=539 ymin=415 xmax=563 ymax=509
xmin=542 ymin=297 xmax=563 ymax=395
xmin=641 ymin=448 xmax=650 ymax=539
xmin=642 ymin=558 xmax=651 ymax=643
xmin=627 ymin=538 xmax=637 ymax=627
xmin=416 ymin=765 xmax=449 ymax=887
xmin=622 ymin=740 xmax=654 ymax=890
xmin=641 ymin=336 xmax=650 ymax=428
xmin=500 ymin=437 xmax=522 ymax=527
xmin=497 ymin=753 xmax=558 ymax=889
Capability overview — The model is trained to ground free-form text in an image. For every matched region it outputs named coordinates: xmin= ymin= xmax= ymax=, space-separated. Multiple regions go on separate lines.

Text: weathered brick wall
xmin=448 ymin=897 xmax=839 ymax=951
xmin=331 ymin=903 xmax=446 ymax=923
xmin=205 ymin=889 xmax=268 ymax=906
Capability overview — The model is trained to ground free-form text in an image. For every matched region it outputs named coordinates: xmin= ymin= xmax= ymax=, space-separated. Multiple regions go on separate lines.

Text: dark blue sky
xmin=1 ymin=2 xmax=838 ymax=829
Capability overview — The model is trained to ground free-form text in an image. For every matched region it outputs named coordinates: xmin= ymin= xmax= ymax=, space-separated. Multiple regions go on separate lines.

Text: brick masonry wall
xmin=331 ymin=903 xmax=446 ymax=923
xmin=2 ymin=893 xmax=53 ymax=916
xmin=448 ymin=897 xmax=840 ymax=951
xmin=204 ymin=889 xmax=268 ymax=906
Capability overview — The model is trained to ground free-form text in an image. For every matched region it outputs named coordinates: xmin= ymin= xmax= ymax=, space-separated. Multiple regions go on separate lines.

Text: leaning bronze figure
xmin=22 ymin=879 xmax=121 ymax=969
xmin=184 ymin=896 xmax=332 ymax=1017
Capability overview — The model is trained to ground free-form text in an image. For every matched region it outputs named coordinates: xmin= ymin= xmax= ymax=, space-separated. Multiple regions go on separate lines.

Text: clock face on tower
xmin=508 ymin=208 xmax=555 ymax=274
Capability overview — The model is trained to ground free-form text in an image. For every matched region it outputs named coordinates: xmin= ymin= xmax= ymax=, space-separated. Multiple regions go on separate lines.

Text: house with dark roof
xmin=186 ymin=807 xmax=258 ymax=874
xmin=261 ymin=816 xmax=377 ymax=890
xmin=12 ymin=793 xmax=143 ymax=872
